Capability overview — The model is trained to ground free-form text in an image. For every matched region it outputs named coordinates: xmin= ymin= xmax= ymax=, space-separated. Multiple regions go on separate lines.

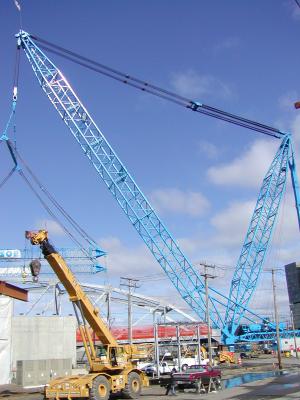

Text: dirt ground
xmin=1 ymin=355 xmax=299 ymax=400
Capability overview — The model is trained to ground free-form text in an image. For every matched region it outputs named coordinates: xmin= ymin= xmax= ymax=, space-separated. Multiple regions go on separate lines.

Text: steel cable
xmin=6 ymin=141 xmax=99 ymax=260
xmin=12 ymin=143 xmax=98 ymax=248
xmin=32 ymin=34 xmax=284 ymax=139
xmin=0 ymin=167 xmax=17 ymax=190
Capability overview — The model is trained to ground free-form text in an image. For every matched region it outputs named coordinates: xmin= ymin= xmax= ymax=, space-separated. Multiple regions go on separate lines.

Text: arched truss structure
xmin=14 ymin=279 xmax=197 ymax=324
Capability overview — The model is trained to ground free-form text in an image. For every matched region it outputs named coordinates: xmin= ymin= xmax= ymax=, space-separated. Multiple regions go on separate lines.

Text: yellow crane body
xmin=26 ymin=230 xmax=149 ymax=400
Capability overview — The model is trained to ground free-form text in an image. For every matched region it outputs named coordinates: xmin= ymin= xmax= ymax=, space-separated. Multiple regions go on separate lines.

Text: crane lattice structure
xmin=8 ymin=30 xmax=300 ymax=344
xmin=0 ymin=246 xmax=106 ymax=280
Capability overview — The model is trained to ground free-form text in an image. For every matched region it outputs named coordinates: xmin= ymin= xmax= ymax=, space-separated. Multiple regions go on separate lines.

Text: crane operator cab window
xmin=109 ymin=347 xmax=126 ymax=367
xmin=110 ymin=347 xmax=118 ymax=366
xmin=97 ymin=346 xmax=108 ymax=362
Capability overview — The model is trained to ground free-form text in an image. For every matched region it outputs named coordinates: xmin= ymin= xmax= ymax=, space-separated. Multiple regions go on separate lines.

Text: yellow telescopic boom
xmin=26 ymin=230 xmax=117 ymax=346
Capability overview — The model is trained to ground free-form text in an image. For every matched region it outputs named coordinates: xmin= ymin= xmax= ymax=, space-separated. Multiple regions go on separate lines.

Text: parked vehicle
xmin=173 ymin=356 xmax=209 ymax=371
xmin=172 ymin=365 xmax=221 ymax=390
xmin=143 ymin=362 xmax=176 ymax=376
xmin=143 ymin=356 xmax=209 ymax=376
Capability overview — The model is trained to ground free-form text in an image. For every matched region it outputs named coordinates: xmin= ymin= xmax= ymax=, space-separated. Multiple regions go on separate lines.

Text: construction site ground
xmin=1 ymin=356 xmax=300 ymax=400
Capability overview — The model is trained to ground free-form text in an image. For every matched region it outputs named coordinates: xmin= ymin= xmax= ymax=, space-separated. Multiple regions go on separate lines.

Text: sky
xmin=1 ymin=0 xmax=300 ymax=327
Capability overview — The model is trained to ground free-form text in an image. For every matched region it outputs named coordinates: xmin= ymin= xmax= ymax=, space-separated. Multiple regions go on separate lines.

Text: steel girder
xmin=239 ymin=329 xmax=300 ymax=342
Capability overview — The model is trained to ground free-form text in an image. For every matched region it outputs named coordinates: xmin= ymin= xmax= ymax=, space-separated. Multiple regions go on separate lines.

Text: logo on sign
xmin=0 ymin=249 xmax=22 ymax=258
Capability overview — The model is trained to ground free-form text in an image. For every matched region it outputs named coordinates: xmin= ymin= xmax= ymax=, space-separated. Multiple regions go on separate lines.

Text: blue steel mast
xmin=17 ymin=31 xmax=225 ymax=327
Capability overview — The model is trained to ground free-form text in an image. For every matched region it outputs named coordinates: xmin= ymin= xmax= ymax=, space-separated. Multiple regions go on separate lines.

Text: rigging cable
xmin=0 ymin=167 xmax=17 ymax=190
xmin=31 ymin=34 xmax=285 ymax=139
xmin=12 ymin=0 xmax=23 ymax=30
xmin=12 ymin=141 xmax=98 ymax=248
xmin=294 ymin=0 xmax=300 ymax=9
xmin=6 ymin=140 xmax=101 ymax=261
xmin=1 ymin=35 xmax=21 ymax=142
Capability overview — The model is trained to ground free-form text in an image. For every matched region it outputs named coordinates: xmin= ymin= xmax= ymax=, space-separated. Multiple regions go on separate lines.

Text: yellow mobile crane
xmin=26 ymin=230 xmax=149 ymax=400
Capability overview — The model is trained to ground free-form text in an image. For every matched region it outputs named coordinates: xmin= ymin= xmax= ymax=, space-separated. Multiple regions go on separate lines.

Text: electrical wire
xmin=31 ymin=34 xmax=285 ymax=139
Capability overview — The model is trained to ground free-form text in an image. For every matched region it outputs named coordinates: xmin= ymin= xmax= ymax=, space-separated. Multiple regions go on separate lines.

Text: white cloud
xmin=149 ymin=188 xmax=210 ymax=216
xmin=213 ymin=37 xmax=240 ymax=53
xmin=273 ymin=192 xmax=299 ymax=243
xmin=98 ymin=236 xmax=159 ymax=278
xmin=171 ymin=70 xmax=233 ymax=100
xmin=35 ymin=219 xmax=65 ymax=236
xmin=278 ymin=90 xmax=299 ymax=112
xmin=198 ymin=140 xmax=220 ymax=159
xmin=97 ymin=236 xmax=207 ymax=311
xmin=210 ymin=200 xmax=255 ymax=247
xmin=207 ymin=139 xmax=278 ymax=188
xmin=291 ymin=113 xmax=300 ymax=145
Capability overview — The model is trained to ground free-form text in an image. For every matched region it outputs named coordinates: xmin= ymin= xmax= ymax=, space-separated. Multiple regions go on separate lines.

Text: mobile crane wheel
xmin=122 ymin=372 xmax=142 ymax=399
xmin=90 ymin=376 xmax=110 ymax=400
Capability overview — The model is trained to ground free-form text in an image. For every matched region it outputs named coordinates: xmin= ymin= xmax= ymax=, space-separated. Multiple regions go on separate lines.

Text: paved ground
xmin=1 ymin=356 xmax=299 ymax=400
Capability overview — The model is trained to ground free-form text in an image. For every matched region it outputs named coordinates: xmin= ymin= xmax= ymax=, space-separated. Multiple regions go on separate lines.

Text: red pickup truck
xmin=172 ymin=365 xmax=222 ymax=391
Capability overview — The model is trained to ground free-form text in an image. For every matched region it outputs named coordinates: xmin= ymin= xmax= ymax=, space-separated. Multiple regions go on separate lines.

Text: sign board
xmin=0 ymin=250 xmax=22 ymax=259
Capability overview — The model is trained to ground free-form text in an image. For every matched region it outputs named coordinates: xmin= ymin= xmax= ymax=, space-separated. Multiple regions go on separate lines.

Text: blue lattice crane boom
xmin=17 ymin=30 xmax=226 ymax=328
xmin=223 ymin=135 xmax=294 ymax=343
xmin=16 ymin=30 xmax=300 ymax=345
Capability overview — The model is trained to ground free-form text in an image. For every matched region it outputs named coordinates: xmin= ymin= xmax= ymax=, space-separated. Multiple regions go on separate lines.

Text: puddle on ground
xmin=282 ymin=383 xmax=299 ymax=388
xmin=223 ymin=370 xmax=287 ymax=389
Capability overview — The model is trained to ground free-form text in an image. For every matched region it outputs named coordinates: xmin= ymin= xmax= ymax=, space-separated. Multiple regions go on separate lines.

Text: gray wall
xmin=12 ymin=316 xmax=77 ymax=369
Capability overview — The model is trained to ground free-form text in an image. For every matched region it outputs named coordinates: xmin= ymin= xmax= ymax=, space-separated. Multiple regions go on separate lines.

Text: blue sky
xmin=1 ymin=1 xmax=300 ymax=324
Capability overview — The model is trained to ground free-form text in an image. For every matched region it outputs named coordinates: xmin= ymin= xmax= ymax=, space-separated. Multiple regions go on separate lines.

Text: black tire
xmin=177 ymin=384 xmax=185 ymax=392
xmin=123 ymin=372 xmax=142 ymax=399
xmin=90 ymin=375 xmax=110 ymax=400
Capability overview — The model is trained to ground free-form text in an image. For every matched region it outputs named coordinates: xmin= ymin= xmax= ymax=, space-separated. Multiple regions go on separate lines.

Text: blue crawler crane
xmin=13 ymin=30 xmax=300 ymax=345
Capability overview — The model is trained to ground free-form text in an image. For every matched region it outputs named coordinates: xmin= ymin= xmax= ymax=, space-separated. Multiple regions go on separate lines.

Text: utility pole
xmin=54 ymin=283 xmax=61 ymax=315
xmin=290 ymin=305 xmax=299 ymax=360
xmin=106 ymin=290 xmax=112 ymax=329
xmin=200 ymin=263 xmax=216 ymax=367
xmin=271 ymin=269 xmax=283 ymax=369
xmin=120 ymin=277 xmax=140 ymax=345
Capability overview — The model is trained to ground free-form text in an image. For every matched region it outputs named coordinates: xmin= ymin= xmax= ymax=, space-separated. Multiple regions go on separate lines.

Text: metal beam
xmin=0 ymin=280 xmax=28 ymax=301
